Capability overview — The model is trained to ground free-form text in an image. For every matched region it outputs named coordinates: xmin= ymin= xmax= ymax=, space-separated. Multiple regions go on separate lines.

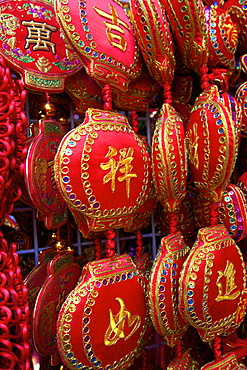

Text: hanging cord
xmin=174 ymin=339 xmax=184 ymax=359
xmin=135 ymin=229 xmax=144 ymax=259
xmin=102 ymin=84 xmax=113 ymax=111
xmin=141 ymin=348 xmax=148 ymax=370
xmin=163 ymin=82 xmax=173 ymax=105
xmin=105 ymin=229 xmax=116 ymax=258
xmin=200 ymin=64 xmax=210 ymax=91
xmin=93 ymin=238 xmax=102 ymax=260
xmin=209 ymin=202 xmax=219 ymax=227
xmin=169 ymin=212 xmax=178 ymax=235
xmin=212 ymin=336 xmax=222 ymax=360
xmin=130 ymin=110 xmax=139 ymax=134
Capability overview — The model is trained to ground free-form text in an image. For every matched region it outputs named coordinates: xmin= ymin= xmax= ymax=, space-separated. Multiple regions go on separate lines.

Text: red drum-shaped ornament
xmin=152 ymin=104 xmax=187 ymax=213
xmin=54 ymin=108 xmax=152 ymax=237
xmin=179 ymin=225 xmax=247 ymax=342
xmin=159 ymin=0 xmax=208 ymax=74
xmin=193 ymin=183 xmax=247 ymax=242
xmin=113 ymin=66 xmax=158 ymax=112
xmin=167 ymin=349 xmax=200 ymax=370
xmin=129 ymin=0 xmax=175 ymax=86
xmin=65 ymin=68 xmax=103 ymax=115
xmin=186 ymin=85 xmax=237 ymax=203
xmin=55 ymin=0 xmax=141 ymax=92
xmin=200 ymin=352 xmax=240 ymax=370
xmin=32 ymin=252 xmax=82 ymax=356
xmin=204 ymin=6 xmax=238 ymax=69
xmin=57 ymin=254 xmax=151 ymax=370
xmin=25 ymin=119 xmax=68 ymax=229
xmin=0 ymin=0 xmax=82 ymax=92
xmin=149 ymin=231 xmax=190 ymax=347
xmin=235 ymin=81 xmax=247 ymax=137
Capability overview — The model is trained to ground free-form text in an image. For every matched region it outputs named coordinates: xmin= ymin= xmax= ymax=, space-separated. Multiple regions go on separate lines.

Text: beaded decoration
xmin=178 ymin=225 xmax=247 ymax=343
xmin=56 ymin=254 xmax=152 ymax=370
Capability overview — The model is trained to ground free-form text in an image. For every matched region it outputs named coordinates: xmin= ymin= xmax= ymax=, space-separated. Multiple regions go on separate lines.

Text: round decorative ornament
xmin=193 ymin=183 xmax=247 ymax=242
xmin=32 ymin=252 xmax=82 ymax=357
xmin=113 ymin=65 xmax=158 ymax=113
xmin=235 ymin=81 xmax=247 ymax=138
xmin=65 ymin=68 xmax=103 ymax=116
xmin=24 ymin=247 xmax=56 ymax=312
xmin=151 ymin=104 xmax=187 ymax=213
xmin=129 ymin=0 xmax=175 ymax=86
xmin=200 ymin=352 xmax=241 ymax=370
xmin=186 ymin=85 xmax=238 ymax=203
xmin=158 ymin=0 xmax=208 ymax=75
xmin=204 ymin=6 xmax=239 ymax=69
xmin=25 ymin=119 xmax=68 ymax=229
xmin=0 ymin=0 xmax=82 ymax=92
xmin=179 ymin=225 xmax=247 ymax=342
xmin=57 ymin=254 xmax=151 ymax=370
xmin=149 ymin=231 xmax=191 ymax=347
xmin=54 ymin=0 xmax=141 ymax=93
xmin=54 ymin=108 xmax=152 ymax=237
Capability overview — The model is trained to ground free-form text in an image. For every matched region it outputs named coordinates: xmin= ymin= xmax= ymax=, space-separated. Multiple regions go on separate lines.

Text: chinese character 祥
xmin=100 ymin=146 xmax=137 ymax=198
xmin=94 ymin=4 xmax=130 ymax=51
xmin=104 ymin=297 xmax=141 ymax=346
xmin=22 ymin=20 xmax=57 ymax=54
xmin=216 ymin=260 xmax=240 ymax=302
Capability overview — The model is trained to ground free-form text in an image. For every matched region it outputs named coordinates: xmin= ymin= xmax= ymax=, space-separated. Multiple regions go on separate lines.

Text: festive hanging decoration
xmin=0 ymin=0 xmax=82 ymax=92
xmin=57 ymin=254 xmax=152 ymax=370
xmin=54 ymin=108 xmax=152 ymax=237
xmin=179 ymin=225 xmax=247 ymax=342
xmin=65 ymin=68 xmax=103 ymax=115
xmin=54 ymin=0 xmax=141 ymax=92
xmin=24 ymin=96 xmax=68 ymax=229
xmin=32 ymin=252 xmax=82 ymax=361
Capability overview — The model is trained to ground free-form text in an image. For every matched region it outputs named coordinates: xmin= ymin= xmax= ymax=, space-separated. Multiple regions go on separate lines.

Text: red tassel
xmin=102 ymin=84 xmax=113 ymax=111
xmin=105 ymin=229 xmax=116 ymax=258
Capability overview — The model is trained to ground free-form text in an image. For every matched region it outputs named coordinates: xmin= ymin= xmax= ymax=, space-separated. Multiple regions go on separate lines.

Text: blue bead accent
xmin=188 ymin=298 xmax=194 ymax=305
xmin=67 ymin=352 xmax=74 ymax=358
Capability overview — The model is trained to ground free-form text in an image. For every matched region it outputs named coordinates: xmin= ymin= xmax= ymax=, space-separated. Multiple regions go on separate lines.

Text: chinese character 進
xmin=216 ymin=260 xmax=240 ymax=302
xmin=22 ymin=20 xmax=57 ymax=54
xmin=94 ymin=4 xmax=130 ymax=51
xmin=100 ymin=146 xmax=137 ymax=198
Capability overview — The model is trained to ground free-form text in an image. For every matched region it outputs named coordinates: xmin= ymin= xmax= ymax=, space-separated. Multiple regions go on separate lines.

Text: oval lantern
xmin=0 ymin=0 xmax=82 ymax=92
xmin=186 ymin=85 xmax=238 ymax=203
xmin=129 ymin=0 xmax=175 ymax=86
xmin=55 ymin=0 xmax=141 ymax=93
xmin=149 ymin=231 xmax=191 ymax=347
xmin=179 ymin=225 xmax=247 ymax=342
xmin=152 ymin=104 xmax=187 ymax=214
xmin=57 ymin=254 xmax=152 ymax=369
xmin=54 ymin=108 xmax=152 ymax=237
xmin=159 ymin=0 xmax=208 ymax=74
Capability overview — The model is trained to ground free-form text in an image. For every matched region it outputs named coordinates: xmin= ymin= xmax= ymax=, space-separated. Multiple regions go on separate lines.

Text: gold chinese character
xmin=22 ymin=20 xmax=57 ymax=54
xmin=94 ymin=4 xmax=130 ymax=51
xmin=104 ymin=297 xmax=141 ymax=346
xmin=187 ymin=123 xmax=199 ymax=169
xmin=216 ymin=260 xmax=240 ymax=302
xmin=100 ymin=146 xmax=137 ymax=198
xmin=55 ymin=289 xmax=66 ymax=313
